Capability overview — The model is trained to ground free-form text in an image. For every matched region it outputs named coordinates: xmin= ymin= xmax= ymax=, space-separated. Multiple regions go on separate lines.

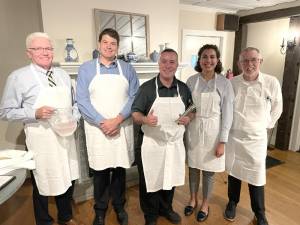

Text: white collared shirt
xmin=231 ymin=72 xmax=283 ymax=128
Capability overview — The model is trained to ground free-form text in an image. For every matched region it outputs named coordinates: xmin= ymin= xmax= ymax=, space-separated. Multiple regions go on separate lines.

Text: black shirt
xmin=131 ymin=75 xmax=193 ymax=151
xmin=132 ymin=75 xmax=193 ymax=115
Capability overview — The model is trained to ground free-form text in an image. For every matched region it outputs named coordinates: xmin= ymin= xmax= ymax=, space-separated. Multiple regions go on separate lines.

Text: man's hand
xmin=215 ymin=142 xmax=225 ymax=158
xmin=100 ymin=114 xmax=124 ymax=137
xmin=142 ymin=110 xmax=158 ymax=127
xmin=35 ymin=106 xmax=55 ymax=119
xmin=177 ymin=115 xmax=191 ymax=126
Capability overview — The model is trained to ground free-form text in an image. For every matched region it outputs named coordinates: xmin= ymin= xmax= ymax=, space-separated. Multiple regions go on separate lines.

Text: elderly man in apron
xmin=132 ymin=49 xmax=193 ymax=225
xmin=76 ymin=28 xmax=139 ymax=225
xmin=224 ymin=47 xmax=282 ymax=225
xmin=0 ymin=32 xmax=82 ymax=225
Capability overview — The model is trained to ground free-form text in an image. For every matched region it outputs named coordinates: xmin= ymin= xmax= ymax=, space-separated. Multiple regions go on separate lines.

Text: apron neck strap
xmin=155 ymin=77 xmax=180 ymax=98
xmin=196 ymin=73 xmax=217 ymax=92
xmin=31 ymin=64 xmax=44 ymax=87
xmin=96 ymin=59 xmax=123 ymax=76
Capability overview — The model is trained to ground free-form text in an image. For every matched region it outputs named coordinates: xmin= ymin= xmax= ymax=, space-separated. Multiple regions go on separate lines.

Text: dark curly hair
xmin=194 ymin=44 xmax=223 ymax=73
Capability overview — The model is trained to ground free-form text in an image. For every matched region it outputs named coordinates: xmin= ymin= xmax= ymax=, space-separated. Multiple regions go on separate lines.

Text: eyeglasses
xmin=28 ymin=47 xmax=54 ymax=54
xmin=240 ymin=58 xmax=261 ymax=64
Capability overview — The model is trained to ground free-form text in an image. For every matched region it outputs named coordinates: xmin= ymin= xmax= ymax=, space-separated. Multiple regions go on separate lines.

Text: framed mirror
xmin=94 ymin=9 xmax=149 ymax=59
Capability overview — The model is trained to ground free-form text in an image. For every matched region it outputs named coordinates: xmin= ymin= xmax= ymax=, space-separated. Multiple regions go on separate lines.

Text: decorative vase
xmin=126 ymin=52 xmax=138 ymax=63
xmin=159 ymin=44 xmax=165 ymax=53
xmin=150 ymin=50 xmax=159 ymax=62
xmin=92 ymin=49 xmax=99 ymax=59
xmin=64 ymin=38 xmax=79 ymax=62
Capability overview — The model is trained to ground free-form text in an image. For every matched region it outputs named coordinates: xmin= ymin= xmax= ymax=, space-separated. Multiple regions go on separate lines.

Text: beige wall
xmin=40 ymin=0 xmax=180 ymax=63
xmin=245 ymin=18 xmax=290 ymax=147
xmin=179 ymin=8 xmax=235 ymax=80
xmin=246 ymin=18 xmax=290 ymax=83
xmin=0 ymin=0 xmax=43 ymax=149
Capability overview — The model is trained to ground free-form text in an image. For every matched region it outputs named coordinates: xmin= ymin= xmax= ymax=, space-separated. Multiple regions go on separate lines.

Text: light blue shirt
xmin=76 ymin=59 xmax=140 ymax=126
xmin=0 ymin=64 xmax=80 ymax=124
xmin=186 ymin=73 xmax=234 ymax=142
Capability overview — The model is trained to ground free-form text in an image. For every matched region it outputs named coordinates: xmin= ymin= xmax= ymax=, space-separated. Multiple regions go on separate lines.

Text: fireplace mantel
xmin=58 ymin=61 xmax=188 ymax=83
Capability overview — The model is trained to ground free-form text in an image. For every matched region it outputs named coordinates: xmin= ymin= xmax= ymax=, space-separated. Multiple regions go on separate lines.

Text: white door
xmin=181 ymin=30 xmax=227 ymax=82
xmin=182 ymin=35 xmax=222 ymax=66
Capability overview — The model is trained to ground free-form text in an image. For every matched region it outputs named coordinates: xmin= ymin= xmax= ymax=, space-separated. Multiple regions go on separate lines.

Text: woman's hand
xmin=215 ymin=142 xmax=225 ymax=158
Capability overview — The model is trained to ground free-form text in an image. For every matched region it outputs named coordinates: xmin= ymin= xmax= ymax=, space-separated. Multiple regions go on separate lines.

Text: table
xmin=0 ymin=169 xmax=27 ymax=204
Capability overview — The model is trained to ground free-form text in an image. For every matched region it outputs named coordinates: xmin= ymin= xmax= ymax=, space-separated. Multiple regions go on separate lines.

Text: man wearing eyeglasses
xmin=223 ymin=47 xmax=282 ymax=225
xmin=0 ymin=32 xmax=83 ymax=225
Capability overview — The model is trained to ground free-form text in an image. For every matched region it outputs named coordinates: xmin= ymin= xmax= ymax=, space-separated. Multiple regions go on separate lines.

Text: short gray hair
xmin=26 ymin=32 xmax=52 ymax=48
xmin=239 ymin=47 xmax=262 ymax=61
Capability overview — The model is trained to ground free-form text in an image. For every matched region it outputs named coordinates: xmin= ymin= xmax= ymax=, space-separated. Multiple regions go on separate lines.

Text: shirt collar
xmin=31 ymin=63 xmax=52 ymax=75
xmin=157 ymin=74 xmax=178 ymax=89
xmin=240 ymin=72 xmax=264 ymax=85
xmin=99 ymin=58 xmax=118 ymax=69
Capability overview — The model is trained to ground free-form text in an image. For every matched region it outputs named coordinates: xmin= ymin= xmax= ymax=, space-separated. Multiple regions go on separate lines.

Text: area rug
xmin=266 ymin=155 xmax=284 ymax=169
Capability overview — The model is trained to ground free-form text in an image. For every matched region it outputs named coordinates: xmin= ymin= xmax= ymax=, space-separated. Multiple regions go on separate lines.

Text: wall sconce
xmin=280 ymin=37 xmax=296 ymax=54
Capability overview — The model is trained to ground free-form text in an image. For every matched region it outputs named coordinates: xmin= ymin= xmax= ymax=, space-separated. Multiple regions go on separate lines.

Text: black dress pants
xmin=228 ymin=175 xmax=266 ymax=218
xmin=136 ymin=149 xmax=175 ymax=222
xmin=31 ymin=172 xmax=74 ymax=225
xmin=93 ymin=167 xmax=126 ymax=216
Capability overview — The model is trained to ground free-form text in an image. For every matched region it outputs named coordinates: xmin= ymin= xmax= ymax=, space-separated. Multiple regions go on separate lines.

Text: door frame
xmin=181 ymin=29 xmax=229 ymax=64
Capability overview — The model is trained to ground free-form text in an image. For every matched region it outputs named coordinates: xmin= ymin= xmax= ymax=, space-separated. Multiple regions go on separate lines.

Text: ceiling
xmin=180 ymin=0 xmax=297 ymax=12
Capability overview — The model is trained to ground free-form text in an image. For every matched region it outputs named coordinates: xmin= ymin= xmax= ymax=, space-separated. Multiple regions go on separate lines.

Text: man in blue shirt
xmin=76 ymin=28 xmax=139 ymax=225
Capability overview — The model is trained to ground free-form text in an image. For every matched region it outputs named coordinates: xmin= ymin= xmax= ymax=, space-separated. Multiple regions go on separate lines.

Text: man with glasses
xmin=224 ymin=47 xmax=282 ymax=225
xmin=0 ymin=32 xmax=83 ymax=225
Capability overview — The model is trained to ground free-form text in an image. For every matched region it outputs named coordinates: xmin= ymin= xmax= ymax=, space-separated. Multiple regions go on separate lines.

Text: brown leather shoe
xmin=59 ymin=219 xmax=85 ymax=225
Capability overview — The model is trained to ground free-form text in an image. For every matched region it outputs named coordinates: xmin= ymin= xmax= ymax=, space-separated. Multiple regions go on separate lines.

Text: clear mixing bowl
xmin=48 ymin=108 xmax=77 ymax=137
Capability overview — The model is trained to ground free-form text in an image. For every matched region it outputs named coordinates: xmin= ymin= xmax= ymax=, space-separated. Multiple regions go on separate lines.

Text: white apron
xmin=226 ymin=80 xmax=270 ymax=186
xmin=187 ymin=74 xmax=224 ymax=172
xmin=24 ymin=65 xmax=79 ymax=196
xmin=141 ymin=78 xmax=186 ymax=192
xmin=84 ymin=60 xmax=134 ymax=170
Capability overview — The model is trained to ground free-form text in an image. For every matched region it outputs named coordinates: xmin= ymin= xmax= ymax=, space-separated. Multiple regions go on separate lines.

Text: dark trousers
xmin=228 ymin=175 xmax=265 ymax=218
xmin=136 ymin=149 xmax=175 ymax=222
xmin=31 ymin=173 xmax=74 ymax=225
xmin=93 ymin=167 xmax=126 ymax=216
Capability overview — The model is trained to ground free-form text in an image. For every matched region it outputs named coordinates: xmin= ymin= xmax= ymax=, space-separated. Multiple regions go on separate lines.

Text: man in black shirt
xmin=132 ymin=49 xmax=193 ymax=225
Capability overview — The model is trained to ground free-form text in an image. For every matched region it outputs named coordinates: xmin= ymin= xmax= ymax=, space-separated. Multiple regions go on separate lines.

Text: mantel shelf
xmin=56 ymin=61 xmax=188 ymax=78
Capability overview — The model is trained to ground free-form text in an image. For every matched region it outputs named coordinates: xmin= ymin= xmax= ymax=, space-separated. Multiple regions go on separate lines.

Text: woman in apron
xmin=184 ymin=44 xmax=234 ymax=222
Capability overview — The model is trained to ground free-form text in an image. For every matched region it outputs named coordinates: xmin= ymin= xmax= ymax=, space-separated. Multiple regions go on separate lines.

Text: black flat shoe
xmin=197 ymin=207 xmax=209 ymax=222
xmin=184 ymin=205 xmax=196 ymax=216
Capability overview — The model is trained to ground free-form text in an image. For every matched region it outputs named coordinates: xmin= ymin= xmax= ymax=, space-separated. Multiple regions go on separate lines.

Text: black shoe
xmin=184 ymin=205 xmax=196 ymax=216
xmin=224 ymin=201 xmax=236 ymax=222
xmin=145 ymin=219 xmax=157 ymax=225
xmin=161 ymin=210 xmax=181 ymax=224
xmin=197 ymin=207 xmax=209 ymax=222
xmin=93 ymin=215 xmax=105 ymax=225
xmin=256 ymin=215 xmax=269 ymax=225
xmin=116 ymin=210 xmax=128 ymax=225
